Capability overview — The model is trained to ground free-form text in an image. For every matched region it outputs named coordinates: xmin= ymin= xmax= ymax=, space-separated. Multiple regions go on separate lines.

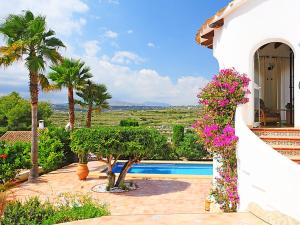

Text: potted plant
xmin=76 ymin=153 xmax=89 ymax=180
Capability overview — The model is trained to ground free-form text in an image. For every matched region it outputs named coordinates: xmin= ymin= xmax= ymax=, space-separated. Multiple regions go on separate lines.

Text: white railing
xmin=235 ymin=106 xmax=300 ymax=221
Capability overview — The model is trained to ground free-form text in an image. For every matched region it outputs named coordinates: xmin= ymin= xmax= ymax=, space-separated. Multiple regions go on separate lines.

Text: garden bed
xmin=92 ymin=182 xmax=138 ymax=193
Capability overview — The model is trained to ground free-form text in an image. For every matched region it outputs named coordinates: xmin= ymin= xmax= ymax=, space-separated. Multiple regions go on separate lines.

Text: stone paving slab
xmin=63 ymin=213 xmax=268 ymax=225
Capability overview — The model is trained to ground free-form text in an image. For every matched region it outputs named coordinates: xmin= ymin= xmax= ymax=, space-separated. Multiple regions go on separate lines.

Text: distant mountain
xmin=107 ymin=100 xmax=137 ymax=106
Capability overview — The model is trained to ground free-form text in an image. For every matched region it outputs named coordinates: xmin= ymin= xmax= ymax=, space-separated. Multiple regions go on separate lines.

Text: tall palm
xmin=0 ymin=11 xmax=65 ymax=180
xmin=76 ymin=80 xmax=111 ymax=128
xmin=48 ymin=58 xmax=92 ymax=130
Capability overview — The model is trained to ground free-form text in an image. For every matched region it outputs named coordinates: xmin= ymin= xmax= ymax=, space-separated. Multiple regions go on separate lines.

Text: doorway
xmin=253 ymin=42 xmax=294 ymax=127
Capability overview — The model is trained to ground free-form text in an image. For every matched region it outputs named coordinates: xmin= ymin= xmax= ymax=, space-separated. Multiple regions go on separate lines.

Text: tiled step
xmin=273 ymin=146 xmax=300 ymax=151
xmin=251 ymin=128 xmax=300 ymax=137
xmin=260 ymin=136 xmax=300 ymax=146
xmin=250 ymin=128 xmax=300 ymax=163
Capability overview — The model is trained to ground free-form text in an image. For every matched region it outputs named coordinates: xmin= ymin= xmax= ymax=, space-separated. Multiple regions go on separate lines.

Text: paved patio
xmin=7 ymin=161 xmax=266 ymax=224
xmin=8 ymin=161 xmax=212 ymax=215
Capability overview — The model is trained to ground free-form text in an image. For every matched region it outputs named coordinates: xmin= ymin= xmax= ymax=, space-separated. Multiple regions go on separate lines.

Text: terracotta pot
xmin=205 ymin=199 xmax=211 ymax=212
xmin=76 ymin=163 xmax=89 ymax=180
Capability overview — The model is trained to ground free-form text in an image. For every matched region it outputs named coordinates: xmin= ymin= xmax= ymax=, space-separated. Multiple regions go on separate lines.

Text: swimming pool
xmin=112 ymin=162 xmax=213 ymax=176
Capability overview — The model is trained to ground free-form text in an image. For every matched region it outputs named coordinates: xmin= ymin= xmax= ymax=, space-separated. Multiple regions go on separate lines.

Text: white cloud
xmin=99 ymin=0 xmax=120 ymax=4
xmin=0 ymin=0 xmax=89 ymax=36
xmin=83 ymin=40 xmax=101 ymax=57
xmin=111 ymin=51 xmax=144 ymax=65
xmin=147 ymin=42 xmax=155 ymax=48
xmin=127 ymin=30 xmax=133 ymax=34
xmin=0 ymin=46 xmax=208 ymax=105
xmin=83 ymin=55 xmax=208 ymax=105
xmin=104 ymin=30 xmax=118 ymax=39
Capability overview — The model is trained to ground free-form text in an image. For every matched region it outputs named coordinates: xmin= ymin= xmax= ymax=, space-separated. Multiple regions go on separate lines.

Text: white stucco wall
xmin=235 ymin=106 xmax=300 ymax=221
xmin=213 ymin=0 xmax=300 ymax=127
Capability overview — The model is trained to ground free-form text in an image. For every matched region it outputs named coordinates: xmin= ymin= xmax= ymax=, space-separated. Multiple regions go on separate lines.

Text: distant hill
xmin=52 ymin=100 xmax=172 ymax=112
xmin=108 ymin=100 xmax=171 ymax=107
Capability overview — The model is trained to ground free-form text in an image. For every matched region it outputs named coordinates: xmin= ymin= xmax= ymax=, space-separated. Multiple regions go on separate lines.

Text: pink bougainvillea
xmin=194 ymin=68 xmax=250 ymax=212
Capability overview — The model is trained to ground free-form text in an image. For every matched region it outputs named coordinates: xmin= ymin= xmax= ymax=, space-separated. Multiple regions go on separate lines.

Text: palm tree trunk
xmin=86 ymin=104 xmax=92 ymax=128
xmin=68 ymin=86 xmax=75 ymax=130
xmin=29 ymin=72 xmax=39 ymax=181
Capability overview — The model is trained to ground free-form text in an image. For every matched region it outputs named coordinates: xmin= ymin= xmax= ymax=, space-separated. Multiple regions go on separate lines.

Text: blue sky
xmin=0 ymin=0 xmax=231 ymax=105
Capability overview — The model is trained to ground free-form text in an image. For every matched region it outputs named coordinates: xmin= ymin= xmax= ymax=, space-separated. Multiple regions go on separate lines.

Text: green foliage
xmin=38 ymin=127 xmax=74 ymax=172
xmin=0 ymin=127 xmax=7 ymax=137
xmin=48 ymin=58 xmax=92 ymax=89
xmin=71 ymin=127 xmax=167 ymax=186
xmin=76 ymin=80 xmax=111 ymax=112
xmin=172 ymin=125 xmax=184 ymax=147
xmin=0 ymin=195 xmax=109 ymax=225
xmin=119 ymin=118 xmax=139 ymax=127
xmin=0 ymin=92 xmax=53 ymax=130
xmin=0 ymin=197 xmax=55 ymax=225
xmin=42 ymin=203 xmax=109 ymax=225
xmin=71 ymin=127 xmax=166 ymax=161
xmin=176 ymin=132 xmax=209 ymax=161
xmin=0 ymin=10 xmax=65 ymax=72
xmin=0 ymin=142 xmax=31 ymax=183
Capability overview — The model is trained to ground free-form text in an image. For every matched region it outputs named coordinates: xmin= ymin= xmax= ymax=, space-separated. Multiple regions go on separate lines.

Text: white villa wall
xmin=235 ymin=106 xmax=300 ymax=221
xmin=213 ymin=0 xmax=300 ymax=127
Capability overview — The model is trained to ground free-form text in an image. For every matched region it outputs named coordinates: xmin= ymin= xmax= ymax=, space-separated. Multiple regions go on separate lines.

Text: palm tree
xmin=0 ymin=11 xmax=65 ymax=180
xmin=48 ymin=58 xmax=92 ymax=130
xmin=76 ymin=80 xmax=111 ymax=128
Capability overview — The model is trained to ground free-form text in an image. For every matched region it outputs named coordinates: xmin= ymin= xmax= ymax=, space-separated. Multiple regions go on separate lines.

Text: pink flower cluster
xmin=194 ymin=68 xmax=251 ymax=212
xmin=213 ymin=125 xmax=238 ymax=147
xmin=203 ymin=124 xmax=219 ymax=138
xmin=218 ymin=99 xmax=230 ymax=107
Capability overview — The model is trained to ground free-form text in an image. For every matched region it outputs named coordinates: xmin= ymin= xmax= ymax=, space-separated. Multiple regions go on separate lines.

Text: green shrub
xmin=1 ymin=197 xmax=55 ymax=225
xmin=0 ymin=195 xmax=110 ymax=225
xmin=39 ymin=127 xmax=75 ymax=172
xmin=176 ymin=132 xmax=209 ymax=161
xmin=0 ymin=127 xmax=7 ymax=137
xmin=172 ymin=125 xmax=184 ymax=147
xmin=42 ymin=203 xmax=109 ymax=225
xmin=119 ymin=118 xmax=139 ymax=127
xmin=0 ymin=142 xmax=31 ymax=183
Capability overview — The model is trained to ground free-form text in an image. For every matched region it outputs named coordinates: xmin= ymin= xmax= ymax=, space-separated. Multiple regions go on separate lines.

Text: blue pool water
xmin=112 ymin=162 xmax=213 ymax=176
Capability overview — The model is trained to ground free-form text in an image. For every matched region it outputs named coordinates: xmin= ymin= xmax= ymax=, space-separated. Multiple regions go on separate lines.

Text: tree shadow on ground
xmin=114 ymin=179 xmax=191 ymax=197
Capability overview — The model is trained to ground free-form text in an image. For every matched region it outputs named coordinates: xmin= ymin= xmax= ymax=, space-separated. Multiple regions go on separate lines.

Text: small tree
xmin=71 ymin=127 xmax=167 ymax=188
xmin=172 ymin=125 xmax=184 ymax=147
